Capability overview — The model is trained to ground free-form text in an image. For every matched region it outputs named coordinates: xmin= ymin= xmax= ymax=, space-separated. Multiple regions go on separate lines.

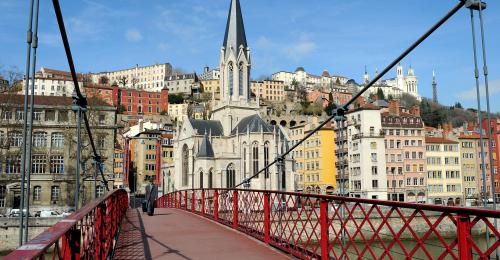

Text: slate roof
xmin=197 ymin=134 xmax=215 ymax=158
xmin=231 ymin=114 xmax=274 ymax=135
xmin=189 ymin=119 xmax=224 ymax=136
xmin=223 ymin=0 xmax=247 ymax=56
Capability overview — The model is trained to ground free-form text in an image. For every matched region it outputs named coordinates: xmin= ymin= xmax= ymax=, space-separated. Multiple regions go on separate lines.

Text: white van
xmin=40 ymin=210 xmax=61 ymax=217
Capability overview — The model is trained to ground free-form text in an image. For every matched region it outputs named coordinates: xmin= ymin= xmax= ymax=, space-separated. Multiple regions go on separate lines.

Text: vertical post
xmin=201 ymin=190 xmax=205 ymax=215
xmin=320 ymin=199 xmax=329 ymax=260
xmin=457 ymin=215 xmax=472 ymax=260
xmin=233 ymin=190 xmax=239 ymax=229
xmin=214 ymin=190 xmax=219 ymax=221
xmin=264 ymin=192 xmax=270 ymax=244
xmin=184 ymin=190 xmax=187 ymax=210
xmin=191 ymin=190 xmax=195 ymax=212
xmin=62 ymin=229 xmax=81 ymax=260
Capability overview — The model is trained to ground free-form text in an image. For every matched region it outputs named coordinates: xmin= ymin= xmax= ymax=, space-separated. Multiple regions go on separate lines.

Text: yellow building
xmin=289 ymin=118 xmax=336 ymax=194
xmin=200 ymin=79 xmax=220 ymax=99
xmin=425 ymin=137 xmax=463 ymax=205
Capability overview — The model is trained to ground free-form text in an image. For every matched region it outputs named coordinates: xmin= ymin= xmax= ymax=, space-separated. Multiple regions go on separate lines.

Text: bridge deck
xmin=114 ymin=208 xmax=289 ymax=260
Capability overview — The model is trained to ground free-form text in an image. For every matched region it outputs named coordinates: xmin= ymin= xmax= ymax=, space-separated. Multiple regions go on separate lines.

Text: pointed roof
xmin=189 ymin=119 xmax=224 ymax=136
xmin=231 ymin=114 xmax=273 ymax=135
xmin=223 ymin=0 xmax=247 ymax=53
xmin=197 ymin=134 xmax=215 ymax=158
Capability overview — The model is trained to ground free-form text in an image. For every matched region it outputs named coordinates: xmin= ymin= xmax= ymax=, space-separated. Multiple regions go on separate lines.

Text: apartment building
xmin=200 ymin=79 xmax=220 ymax=99
xmin=426 ymin=137 xmax=463 ymax=205
xmin=20 ymin=67 xmax=83 ymax=97
xmin=92 ymin=63 xmax=172 ymax=91
xmin=165 ymin=73 xmax=199 ymax=96
xmin=250 ymin=80 xmax=286 ymax=102
xmin=346 ymin=106 xmax=387 ymax=199
xmin=0 ymin=94 xmax=117 ymax=214
xmin=381 ymin=101 xmax=426 ymax=202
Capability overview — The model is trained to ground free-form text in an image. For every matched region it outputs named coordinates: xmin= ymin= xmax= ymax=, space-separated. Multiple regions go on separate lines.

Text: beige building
xmin=381 ymin=101 xmax=426 ymax=202
xmin=92 ymin=63 xmax=172 ymax=91
xmin=426 ymin=137 xmax=463 ymax=205
xmin=250 ymin=80 xmax=286 ymax=102
xmin=168 ymin=103 xmax=189 ymax=123
xmin=165 ymin=73 xmax=199 ymax=96
xmin=0 ymin=94 xmax=117 ymax=214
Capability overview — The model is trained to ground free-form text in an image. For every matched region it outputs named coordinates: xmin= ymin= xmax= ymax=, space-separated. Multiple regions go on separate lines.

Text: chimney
xmin=139 ymin=119 xmax=144 ymax=132
xmin=388 ymin=100 xmax=400 ymax=115
xmin=410 ymin=105 xmax=420 ymax=117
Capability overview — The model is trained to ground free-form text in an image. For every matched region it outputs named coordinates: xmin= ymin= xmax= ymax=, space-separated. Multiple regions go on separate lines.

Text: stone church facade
xmin=172 ymin=0 xmax=295 ymax=192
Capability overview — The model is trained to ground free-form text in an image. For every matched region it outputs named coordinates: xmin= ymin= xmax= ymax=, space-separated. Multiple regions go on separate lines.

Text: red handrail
xmin=5 ymin=189 xmax=128 ymax=260
xmin=157 ymin=189 xmax=500 ymax=260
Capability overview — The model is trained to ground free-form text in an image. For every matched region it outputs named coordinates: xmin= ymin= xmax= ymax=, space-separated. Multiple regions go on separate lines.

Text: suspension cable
xmin=18 ymin=0 xmax=36 ymax=247
xmin=233 ymin=0 xmax=466 ymax=189
xmin=51 ymin=0 xmax=109 ymax=190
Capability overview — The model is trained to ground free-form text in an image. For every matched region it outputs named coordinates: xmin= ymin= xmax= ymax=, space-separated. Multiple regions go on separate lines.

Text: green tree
xmin=168 ymin=94 xmax=184 ymax=104
xmin=376 ymin=88 xmax=385 ymax=100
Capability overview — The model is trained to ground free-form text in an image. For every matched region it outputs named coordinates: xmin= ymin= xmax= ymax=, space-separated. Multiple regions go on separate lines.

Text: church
xmin=172 ymin=0 xmax=295 ymax=191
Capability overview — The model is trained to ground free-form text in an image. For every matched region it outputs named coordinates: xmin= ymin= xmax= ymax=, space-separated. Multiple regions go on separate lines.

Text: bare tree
xmin=1 ymin=65 xmax=23 ymax=88
xmin=131 ymin=77 xmax=139 ymax=88
xmin=118 ymin=76 xmax=128 ymax=88
xmin=98 ymin=75 xmax=110 ymax=85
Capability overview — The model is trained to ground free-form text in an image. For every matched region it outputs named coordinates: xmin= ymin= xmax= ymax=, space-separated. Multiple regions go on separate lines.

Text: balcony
xmin=352 ymin=130 xmax=385 ymax=140
xmin=335 ymin=147 xmax=348 ymax=154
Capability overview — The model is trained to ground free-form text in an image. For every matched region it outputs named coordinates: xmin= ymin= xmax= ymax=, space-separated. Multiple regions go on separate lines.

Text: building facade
xmin=165 ymin=73 xmax=200 ymax=96
xmin=92 ymin=63 xmax=172 ymax=91
xmin=363 ymin=64 xmax=420 ymax=101
xmin=250 ymin=80 xmax=286 ymax=102
xmin=20 ymin=67 xmax=83 ymax=97
xmin=382 ymin=101 xmax=426 ymax=202
xmin=346 ymin=107 xmax=388 ymax=199
xmin=0 ymin=94 xmax=117 ymax=214
xmin=425 ymin=137 xmax=463 ymax=205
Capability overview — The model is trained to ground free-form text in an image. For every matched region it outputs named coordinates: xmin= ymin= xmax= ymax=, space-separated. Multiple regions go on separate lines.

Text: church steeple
xmin=223 ymin=0 xmax=248 ymax=54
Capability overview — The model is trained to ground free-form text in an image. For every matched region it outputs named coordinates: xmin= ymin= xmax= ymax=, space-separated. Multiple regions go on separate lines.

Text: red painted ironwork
xmin=157 ymin=189 xmax=500 ymax=259
xmin=5 ymin=189 xmax=128 ymax=260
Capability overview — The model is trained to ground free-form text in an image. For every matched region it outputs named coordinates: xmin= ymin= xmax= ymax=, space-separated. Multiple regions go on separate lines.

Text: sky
xmin=1 ymin=0 xmax=499 ymax=111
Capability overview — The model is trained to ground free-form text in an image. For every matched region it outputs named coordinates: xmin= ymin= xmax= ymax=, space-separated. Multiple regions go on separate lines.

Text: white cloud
xmin=126 ymin=29 xmax=143 ymax=42
xmin=254 ymin=34 xmax=317 ymax=61
xmin=284 ymin=40 xmax=316 ymax=61
xmin=456 ymin=79 xmax=500 ymax=100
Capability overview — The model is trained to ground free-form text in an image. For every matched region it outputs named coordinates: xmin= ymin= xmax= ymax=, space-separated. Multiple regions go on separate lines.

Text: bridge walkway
xmin=113 ymin=208 xmax=290 ymax=260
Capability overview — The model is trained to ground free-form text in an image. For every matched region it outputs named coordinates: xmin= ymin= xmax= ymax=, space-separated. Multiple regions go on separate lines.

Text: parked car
xmin=39 ymin=210 xmax=61 ymax=217
xmin=9 ymin=209 xmax=31 ymax=217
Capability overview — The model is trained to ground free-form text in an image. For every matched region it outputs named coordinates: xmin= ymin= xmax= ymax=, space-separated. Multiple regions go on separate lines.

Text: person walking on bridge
xmin=145 ymin=181 xmax=158 ymax=216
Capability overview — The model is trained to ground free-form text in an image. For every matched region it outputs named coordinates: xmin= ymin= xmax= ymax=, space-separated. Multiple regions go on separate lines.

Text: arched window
xmin=208 ymin=169 xmax=213 ymax=189
xmin=226 ymin=163 xmax=235 ymax=188
xmin=182 ymin=144 xmax=189 ymax=186
xmin=264 ymin=142 xmax=270 ymax=179
xmin=228 ymin=62 xmax=234 ymax=96
xmin=252 ymin=142 xmax=259 ymax=178
xmin=33 ymin=186 xmax=41 ymax=201
xmin=199 ymin=171 xmax=204 ymax=189
xmin=238 ymin=62 xmax=244 ymax=96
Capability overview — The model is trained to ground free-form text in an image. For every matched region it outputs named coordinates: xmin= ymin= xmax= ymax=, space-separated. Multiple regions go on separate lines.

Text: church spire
xmin=223 ymin=0 xmax=247 ymax=52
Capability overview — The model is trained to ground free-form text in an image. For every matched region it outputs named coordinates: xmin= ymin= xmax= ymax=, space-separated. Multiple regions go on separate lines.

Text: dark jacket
xmin=145 ymin=183 xmax=158 ymax=206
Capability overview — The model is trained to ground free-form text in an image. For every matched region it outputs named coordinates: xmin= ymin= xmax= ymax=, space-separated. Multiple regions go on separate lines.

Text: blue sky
xmin=1 ymin=0 xmax=499 ymax=111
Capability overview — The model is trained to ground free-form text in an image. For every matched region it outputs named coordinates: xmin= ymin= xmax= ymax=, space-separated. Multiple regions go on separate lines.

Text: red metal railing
xmin=5 ymin=189 xmax=128 ymax=260
xmin=157 ymin=189 xmax=500 ymax=260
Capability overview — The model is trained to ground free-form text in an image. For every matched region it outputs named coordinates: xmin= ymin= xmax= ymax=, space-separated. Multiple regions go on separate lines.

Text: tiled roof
xmin=425 ymin=136 xmax=458 ymax=144
xmin=0 ymin=94 xmax=114 ymax=107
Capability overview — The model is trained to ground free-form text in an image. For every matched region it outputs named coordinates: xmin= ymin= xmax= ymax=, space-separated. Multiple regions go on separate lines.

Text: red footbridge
xmin=5 ymin=189 xmax=500 ymax=260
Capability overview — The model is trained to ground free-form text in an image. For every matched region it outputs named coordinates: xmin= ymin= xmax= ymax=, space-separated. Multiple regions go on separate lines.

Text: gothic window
xmin=264 ymin=142 xmax=270 ymax=179
xmin=226 ymin=163 xmax=235 ymax=188
xmin=182 ymin=144 xmax=189 ymax=186
xmin=252 ymin=142 xmax=259 ymax=178
xmin=242 ymin=142 xmax=247 ymax=178
xmin=228 ymin=62 xmax=234 ymax=96
xmin=239 ymin=62 xmax=244 ymax=96
xmin=199 ymin=171 xmax=204 ymax=189
xmin=208 ymin=169 xmax=213 ymax=189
